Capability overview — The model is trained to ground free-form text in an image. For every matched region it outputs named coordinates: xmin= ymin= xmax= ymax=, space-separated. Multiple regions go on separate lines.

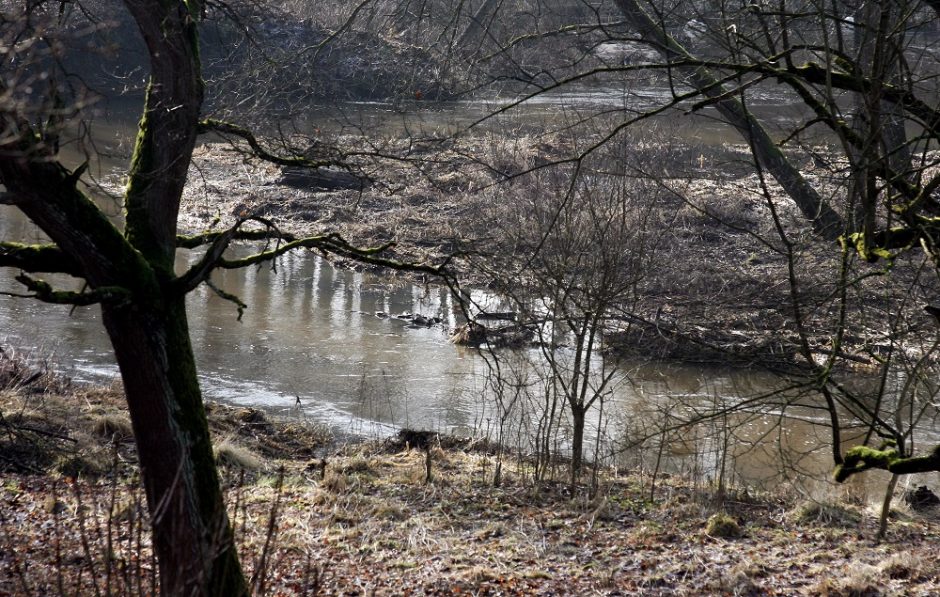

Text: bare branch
xmin=175 ymin=218 xmax=453 ymax=299
xmin=174 ymin=218 xmax=248 ymax=294
xmin=197 ymin=119 xmax=337 ymax=169
xmin=205 ymin=279 xmax=247 ymax=321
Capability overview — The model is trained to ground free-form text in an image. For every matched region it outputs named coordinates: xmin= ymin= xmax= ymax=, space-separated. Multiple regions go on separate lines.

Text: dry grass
xmin=215 ymin=439 xmax=265 ymax=471
xmin=3 ymin=418 xmax=940 ymax=594
xmin=879 ymin=552 xmax=931 ymax=581
xmin=91 ymin=413 xmax=134 ymax=443
xmin=0 ymin=368 xmax=330 ymax=479
xmin=813 ymin=562 xmax=883 ymax=596
xmin=792 ymin=500 xmax=864 ymax=528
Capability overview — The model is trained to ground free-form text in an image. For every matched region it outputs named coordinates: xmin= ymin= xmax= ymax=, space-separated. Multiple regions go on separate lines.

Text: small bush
xmin=704 ymin=512 xmax=742 ymax=538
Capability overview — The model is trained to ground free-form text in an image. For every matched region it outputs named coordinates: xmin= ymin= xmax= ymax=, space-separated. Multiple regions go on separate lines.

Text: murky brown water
xmin=2 ymin=95 xmax=937 ymax=500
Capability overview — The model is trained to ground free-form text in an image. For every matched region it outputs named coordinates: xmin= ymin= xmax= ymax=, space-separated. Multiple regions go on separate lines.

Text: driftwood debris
xmin=450 ymin=321 xmax=533 ymax=348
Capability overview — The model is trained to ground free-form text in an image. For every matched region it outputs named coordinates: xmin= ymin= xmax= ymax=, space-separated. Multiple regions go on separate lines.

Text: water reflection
xmin=3 ymin=216 xmax=937 ymax=498
xmin=2 ymin=90 xmax=937 ymax=499
xmin=179 ymin=247 xmax=481 ymax=436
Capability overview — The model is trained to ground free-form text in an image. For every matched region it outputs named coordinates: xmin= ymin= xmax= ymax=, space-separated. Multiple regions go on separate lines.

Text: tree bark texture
xmin=123 ymin=0 xmax=205 ymax=268
xmin=102 ymin=298 xmax=245 ymax=595
xmin=0 ymin=1 xmax=249 ymax=594
xmin=570 ymin=406 xmax=586 ymax=486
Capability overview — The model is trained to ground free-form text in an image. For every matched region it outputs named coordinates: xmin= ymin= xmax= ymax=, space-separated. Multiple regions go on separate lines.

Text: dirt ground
xmin=0 ymin=364 xmax=940 ymax=595
xmin=1 ymin=370 xmax=939 ymax=596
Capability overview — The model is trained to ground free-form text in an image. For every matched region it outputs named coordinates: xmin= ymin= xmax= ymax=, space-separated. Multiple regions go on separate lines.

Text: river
xmin=1 ymin=93 xmax=931 ymax=500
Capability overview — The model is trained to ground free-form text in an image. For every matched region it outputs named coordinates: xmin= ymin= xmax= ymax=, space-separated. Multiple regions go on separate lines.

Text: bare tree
xmin=475 ymin=152 xmax=665 ymax=484
xmin=450 ymin=0 xmax=940 ymax=487
xmin=0 ymin=1 xmax=445 ymax=592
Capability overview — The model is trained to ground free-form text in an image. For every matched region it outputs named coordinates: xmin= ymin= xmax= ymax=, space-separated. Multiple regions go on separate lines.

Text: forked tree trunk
xmin=2 ymin=1 xmax=249 ymax=593
xmin=102 ymin=296 xmax=247 ymax=595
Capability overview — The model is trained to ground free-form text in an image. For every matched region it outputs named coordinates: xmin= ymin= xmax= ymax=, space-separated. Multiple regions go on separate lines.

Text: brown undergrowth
xmin=1 ymin=362 xmax=939 ymax=596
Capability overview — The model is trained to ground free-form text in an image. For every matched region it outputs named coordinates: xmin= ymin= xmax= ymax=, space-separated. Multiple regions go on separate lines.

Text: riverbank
xmin=2 ymin=362 xmax=939 ymax=595
xmin=169 ymin=131 xmax=939 ymax=371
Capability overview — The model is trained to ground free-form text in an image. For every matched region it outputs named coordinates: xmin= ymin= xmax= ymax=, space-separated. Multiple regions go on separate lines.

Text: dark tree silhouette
xmin=0 ymin=1 xmax=446 ymax=593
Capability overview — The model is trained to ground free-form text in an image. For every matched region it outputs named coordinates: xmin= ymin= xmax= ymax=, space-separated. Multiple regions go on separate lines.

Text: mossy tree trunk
xmin=102 ymin=296 xmax=246 ymax=595
xmin=0 ymin=1 xmax=249 ymax=594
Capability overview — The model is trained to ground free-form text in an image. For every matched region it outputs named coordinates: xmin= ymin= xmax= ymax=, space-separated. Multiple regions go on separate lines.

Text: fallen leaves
xmin=2 ymin=395 xmax=940 ymax=595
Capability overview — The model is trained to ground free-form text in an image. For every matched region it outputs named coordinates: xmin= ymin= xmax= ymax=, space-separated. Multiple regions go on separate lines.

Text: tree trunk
xmin=1 ymin=1 xmax=249 ymax=593
xmin=458 ymin=0 xmax=500 ymax=50
xmin=570 ymin=405 xmax=586 ymax=487
xmin=102 ymin=295 xmax=247 ymax=596
xmin=612 ymin=0 xmax=844 ymax=239
xmin=848 ymin=1 xmax=912 ymax=236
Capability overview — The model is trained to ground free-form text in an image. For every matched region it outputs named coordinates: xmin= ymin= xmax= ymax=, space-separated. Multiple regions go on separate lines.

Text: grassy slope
xmin=1 ymin=372 xmax=938 ymax=596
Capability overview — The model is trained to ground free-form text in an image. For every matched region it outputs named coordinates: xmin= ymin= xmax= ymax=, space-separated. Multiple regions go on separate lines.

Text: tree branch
xmin=175 ymin=218 xmax=250 ymax=294
xmin=0 ymin=145 xmax=154 ymax=291
xmin=205 ymin=279 xmax=247 ymax=321
xmin=197 ymin=119 xmax=338 ymax=169
xmin=0 ymin=242 xmax=82 ymax=276
xmin=176 ymin=228 xmax=291 ymax=249
xmin=611 ymin=0 xmax=844 ymax=238
xmin=11 ymin=273 xmax=130 ymax=306
xmin=175 ymin=222 xmax=454 ymax=298
xmin=213 ymin=234 xmax=395 ymax=270
xmin=835 ymin=444 xmax=940 ymax=482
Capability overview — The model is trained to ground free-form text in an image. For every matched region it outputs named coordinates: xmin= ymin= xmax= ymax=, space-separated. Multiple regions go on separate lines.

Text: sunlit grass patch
xmin=91 ymin=413 xmax=134 ymax=442
xmin=791 ymin=500 xmax=862 ymax=527
xmin=215 ymin=438 xmax=265 ymax=471
xmin=813 ymin=562 xmax=882 ymax=597
xmin=880 ymin=552 xmax=930 ymax=581
xmin=704 ymin=512 xmax=742 ymax=538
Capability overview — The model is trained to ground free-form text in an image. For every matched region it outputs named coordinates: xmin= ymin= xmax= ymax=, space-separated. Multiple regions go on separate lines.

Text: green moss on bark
xmin=163 ymin=296 xmax=248 ymax=596
xmin=835 ymin=444 xmax=940 ymax=482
